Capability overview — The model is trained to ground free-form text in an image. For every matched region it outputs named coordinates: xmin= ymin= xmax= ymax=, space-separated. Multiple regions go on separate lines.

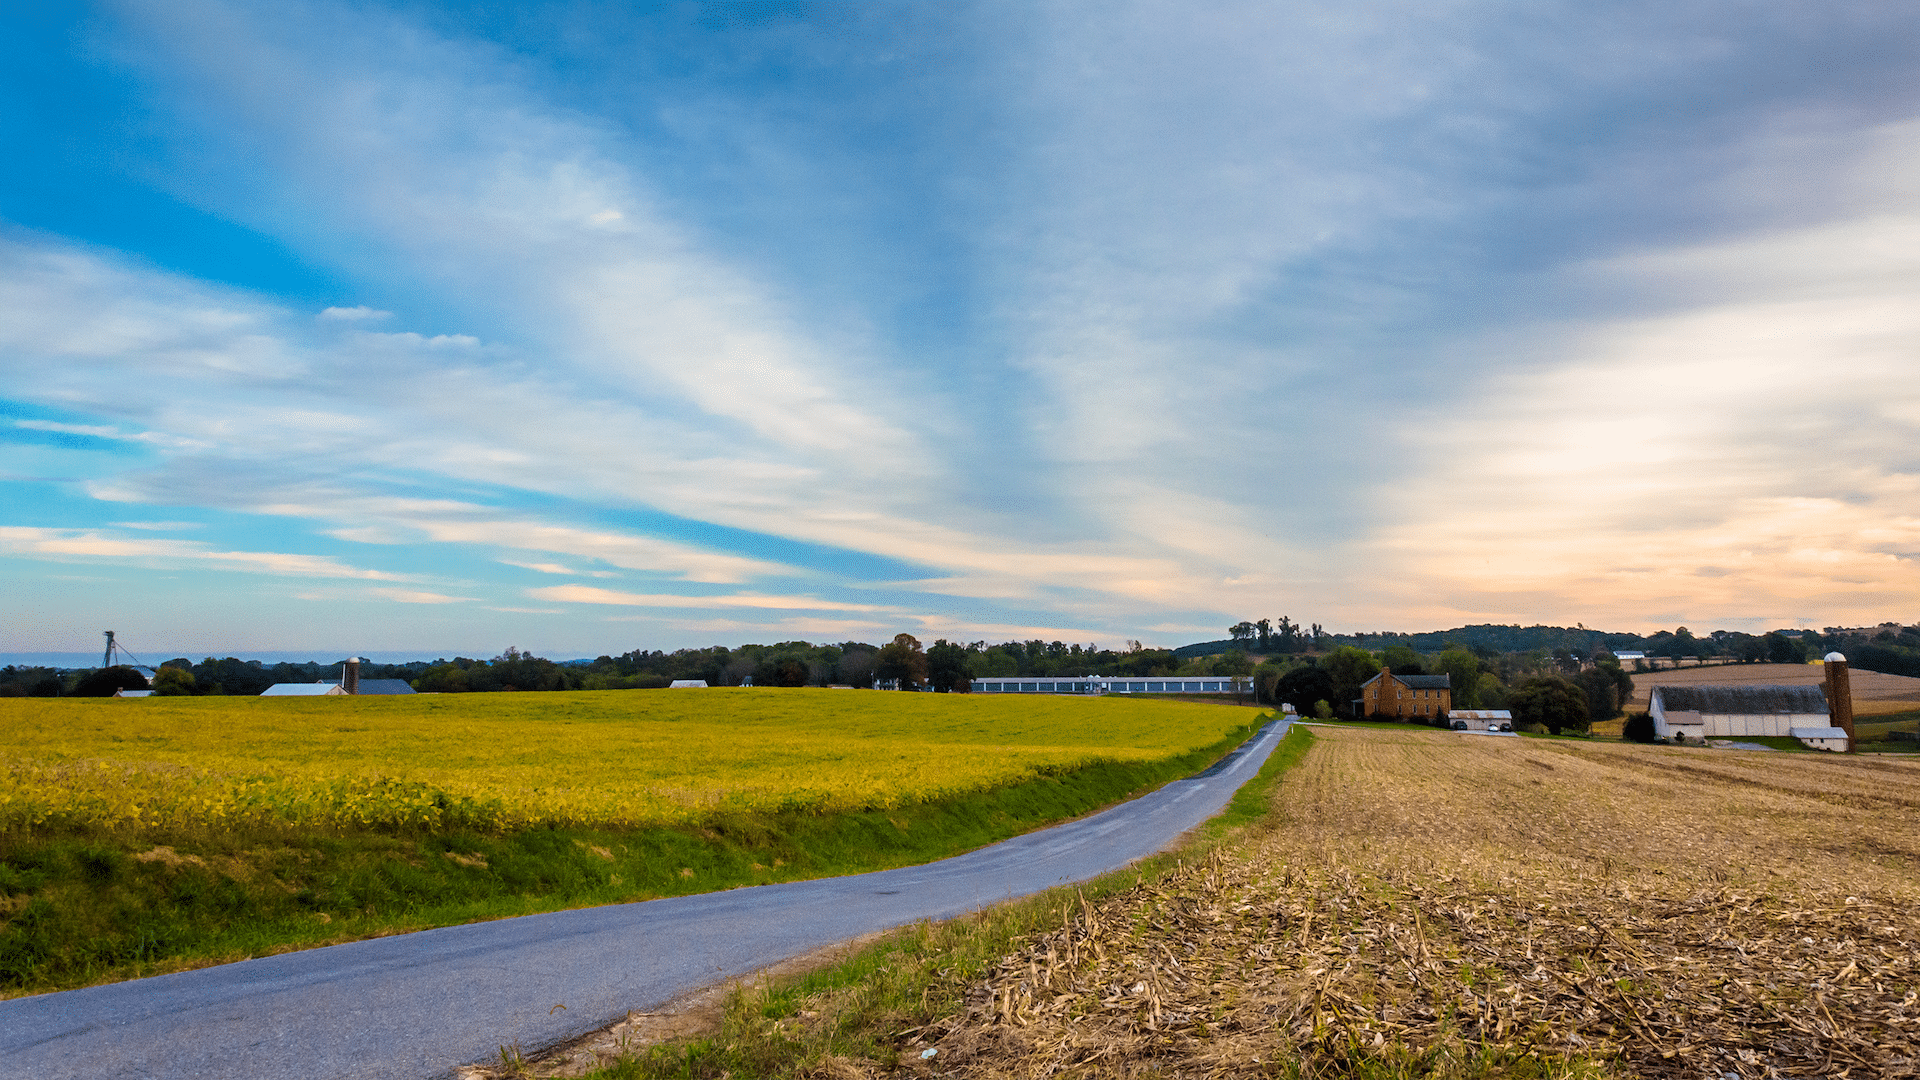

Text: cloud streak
xmin=3 ymin=0 xmax=1919 ymax=651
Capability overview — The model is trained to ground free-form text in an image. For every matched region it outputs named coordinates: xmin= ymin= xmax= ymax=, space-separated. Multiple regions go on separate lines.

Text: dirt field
xmin=916 ymin=726 xmax=1920 ymax=1078
xmin=1623 ymin=662 xmax=1920 ymax=710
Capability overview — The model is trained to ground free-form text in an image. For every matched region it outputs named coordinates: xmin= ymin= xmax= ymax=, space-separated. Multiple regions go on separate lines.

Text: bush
xmin=1622 ymin=712 xmax=1656 ymax=743
xmin=1312 ymin=700 xmax=1332 ymax=720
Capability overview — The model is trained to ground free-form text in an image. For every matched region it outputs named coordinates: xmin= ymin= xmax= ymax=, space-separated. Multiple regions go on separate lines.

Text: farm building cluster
xmin=1646 ymin=652 xmax=1857 ymax=751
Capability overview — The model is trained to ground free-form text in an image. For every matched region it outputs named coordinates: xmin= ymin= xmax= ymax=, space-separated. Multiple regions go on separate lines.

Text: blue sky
xmin=4 ymin=1 xmax=1919 ymax=659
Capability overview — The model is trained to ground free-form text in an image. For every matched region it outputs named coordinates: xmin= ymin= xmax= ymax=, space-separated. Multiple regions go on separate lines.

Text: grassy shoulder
xmin=0 ymin=719 xmax=1265 ymax=997
xmin=549 ymin=723 xmax=1317 ymax=1080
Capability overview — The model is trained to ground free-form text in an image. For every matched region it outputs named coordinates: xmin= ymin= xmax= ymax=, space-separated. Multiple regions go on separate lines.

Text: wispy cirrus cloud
xmin=5 ymin=0 xmax=1920 ymax=654
xmin=529 ymin=585 xmax=895 ymax=613
xmin=0 ymin=526 xmax=403 ymax=580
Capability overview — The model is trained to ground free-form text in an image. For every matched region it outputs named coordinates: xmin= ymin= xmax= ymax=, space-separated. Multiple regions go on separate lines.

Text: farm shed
xmin=1448 ymin=709 xmax=1512 ymax=732
xmin=1647 ymin=684 xmax=1838 ymax=747
xmin=669 ymin=680 xmax=709 ymax=688
xmin=260 ymin=682 xmax=347 ymax=696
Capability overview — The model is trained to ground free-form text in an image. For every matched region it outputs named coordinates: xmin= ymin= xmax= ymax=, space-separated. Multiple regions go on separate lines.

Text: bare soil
xmin=910 ymin=726 xmax=1920 ymax=1078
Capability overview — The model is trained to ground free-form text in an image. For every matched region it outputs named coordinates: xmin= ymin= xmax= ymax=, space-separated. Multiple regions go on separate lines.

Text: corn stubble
xmin=884 ymin=728 xmax=1920 ymax=1078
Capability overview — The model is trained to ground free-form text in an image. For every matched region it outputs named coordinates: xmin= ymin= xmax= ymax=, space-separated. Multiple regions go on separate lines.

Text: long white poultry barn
xmin=1647 ymin=684 xmax=1846 ymax=749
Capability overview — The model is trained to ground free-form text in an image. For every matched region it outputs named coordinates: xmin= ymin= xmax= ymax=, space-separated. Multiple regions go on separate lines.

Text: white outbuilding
xmin=1647 ymin=684 xmax=1841 ymax=748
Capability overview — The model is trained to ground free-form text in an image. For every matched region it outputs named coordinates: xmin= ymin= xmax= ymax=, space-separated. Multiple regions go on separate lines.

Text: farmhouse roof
xmin=1652 ymin=684 xmax=1828 ymax=714
xmin=1363 ymin=671 xmax=1452 ymax=690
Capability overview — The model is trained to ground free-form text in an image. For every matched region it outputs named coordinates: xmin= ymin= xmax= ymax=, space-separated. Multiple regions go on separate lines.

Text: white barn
xmin=1648 ymin=684 xmax=1845 ymax=749
xmin=971 ymin=676 xmax=1243 ymax=695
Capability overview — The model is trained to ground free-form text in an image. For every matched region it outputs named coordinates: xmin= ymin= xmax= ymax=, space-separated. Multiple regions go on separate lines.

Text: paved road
xmin=1 ymin=719 xmax=1289 ymax=1080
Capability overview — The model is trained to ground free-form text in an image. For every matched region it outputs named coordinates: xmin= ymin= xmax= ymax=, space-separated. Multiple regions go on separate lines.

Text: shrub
xmin=1622 ymin=712 xmax=1657 ymax=743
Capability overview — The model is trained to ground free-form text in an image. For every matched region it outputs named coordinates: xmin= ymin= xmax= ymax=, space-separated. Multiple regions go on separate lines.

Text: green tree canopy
xmin=875 ymin=633 xmax=929 ymax=689
xmin=72 ymin=666 xmax=149 ymax=697
xmin=1212 ymin=649 xmax=1253 ymax=677
xmin=1574 ymin=662 xmax=1633 ymax=727
xmin=1380 ymin=644 xmax=1424 ymax=676
xmin=1318 ymin=646 xmax=1381 ymax=718
xmin=1433 ymin=647 xmax=1483 ymax=710
xmin=926 ymin=639 xmax=971 ymax=692
xmin=1509 ymin=674 xmax=1589 ymax=736
xmin=150 ymin=666 xmax=197 ymax=696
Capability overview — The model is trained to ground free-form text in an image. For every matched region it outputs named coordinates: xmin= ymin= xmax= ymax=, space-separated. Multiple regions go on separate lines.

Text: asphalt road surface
xmin=1 ymin=718 xmax=1289 ymax=1080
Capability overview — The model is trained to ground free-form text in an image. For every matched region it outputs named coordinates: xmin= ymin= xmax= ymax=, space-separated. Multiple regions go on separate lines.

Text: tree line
xmin=6 ymin=619 xmax=1913 ymax=699
xmin=1250 ymin=642 xmax=1634 ymax=736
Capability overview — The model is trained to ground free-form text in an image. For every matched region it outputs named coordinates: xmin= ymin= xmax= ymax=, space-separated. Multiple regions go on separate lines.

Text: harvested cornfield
xmin=913 ymin=727 xmax=1920 ymax=1078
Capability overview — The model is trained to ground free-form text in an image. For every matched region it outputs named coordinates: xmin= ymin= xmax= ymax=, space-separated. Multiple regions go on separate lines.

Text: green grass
xmin=1723 ymin=735 xmax=1812 ymax=752
xmin=574 ymin=724 xmax=1317 ymax=1080
xmin=0 ymin=714 xmax=1266 ymax=996
xmin=1856 ymin=711 xmax=1920 ymax=752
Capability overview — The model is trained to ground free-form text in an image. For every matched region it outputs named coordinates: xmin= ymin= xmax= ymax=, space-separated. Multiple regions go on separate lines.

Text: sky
xmin=3 ymin=1 xmax=1919 ymax=660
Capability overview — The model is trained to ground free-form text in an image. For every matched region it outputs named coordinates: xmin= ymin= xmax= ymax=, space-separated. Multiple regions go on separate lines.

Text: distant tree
xmin=965 ymin=647 xmax=1018 ymax=678
xmin=1575 ymin=661 xmax=1634 ymax=727
xmin=1274 ymin=665 xmax=1335 ymax=716
xmin=1254 ymin=619 xmax=1273 ymax=649
xmin=754 ymin=656 xmax=811 ymax=687
xmin=150 ymin=666 xmax=197 ymax=696
xmin=1213 ymin=649 xmax=1254 ymax=677
xmin=1229 ymin=621 xmax=1257 ymax=645
xmin=1474 ymin=672 xmax=1509 ymax=709
xmin=1510 ymin=674 xmax=1589 ymax=736
xmin=927 ymin=639 xmax=972 ymax=692
xmin=1318 ymin=646 xmax=1381 ymax=719
xmin=875 ymin=633 xmax=929 ymax=689
xmin=72 ymin=666 xmax=149 ymax=697
xmin=836 ymin=647 xmax=878 ymax=688
xmin=1381 ymin=644 xmax=1424 ymax=676
xmin=1433 ymin=647 xmax=1483 ymax=710
xmin=1763 ymin=631 xmax=1807 ymax=665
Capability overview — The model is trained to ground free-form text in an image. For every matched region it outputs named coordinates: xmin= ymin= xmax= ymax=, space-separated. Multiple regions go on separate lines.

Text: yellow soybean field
xmin=0 ymin=690 xmax=1253 ymax=836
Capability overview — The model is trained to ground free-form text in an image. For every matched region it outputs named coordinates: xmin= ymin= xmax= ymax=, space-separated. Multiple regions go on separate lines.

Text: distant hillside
xmin=1176 ymin=624 xmax=1645 ymax=659
xmin=1173 ymin=639 xmax=1244 ymax=659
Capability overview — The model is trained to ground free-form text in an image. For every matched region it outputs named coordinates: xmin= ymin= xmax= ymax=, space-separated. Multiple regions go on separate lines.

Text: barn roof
xmin=1652 ymin=684 xmax=1828 ymax=714
xmin=354 ymin=679 xmax=416 ymax=695
xmin=261 ymin=682 xmax=345 ymax=696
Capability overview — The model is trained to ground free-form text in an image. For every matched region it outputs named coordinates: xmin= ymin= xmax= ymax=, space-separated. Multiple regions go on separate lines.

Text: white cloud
xmin=370 ymin=588 xmax=472 ymax=604
xmin=0 ymin=526 xmax=404 ymax=581
xmin=500 ymin=560 xmax=579 ymax=575
xmin=1367 ymin=161 xmax=1920 ymax=631
xmin=317 ymin=305 xmax=391 ymax=321
xmin=529 ymin=585 xmax=895 ymax=612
